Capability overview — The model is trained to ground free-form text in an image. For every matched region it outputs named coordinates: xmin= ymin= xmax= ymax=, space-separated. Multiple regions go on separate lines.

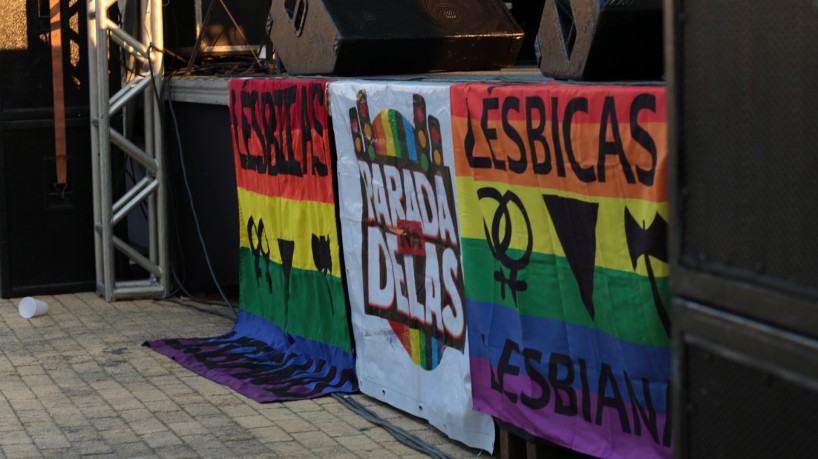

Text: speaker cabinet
xmin=0 ymin=122 xmax=96 ymax=298
xmin=669 ymin=2 xmax=818 ymax=457
xmin=268 ymin=0 xmax=524 ymax=75
xmin=673 ymin=299 xmax=818 ymax=458
xmin=0 ymin=0 xmax=97 ymax=298
xmin=165 ymin=0 xmax=271 ymax=58
xmin=167 ymin=102 xmax=239 ymax=296
xmin=536 ymin=0 xmax=663 ymax=81
xmin=667 ymin=0 xmax=818 ymax=335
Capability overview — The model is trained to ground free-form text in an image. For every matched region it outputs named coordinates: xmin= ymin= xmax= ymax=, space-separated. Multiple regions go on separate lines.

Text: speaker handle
xmin=283 ymin=0 xmax=308 ymax=36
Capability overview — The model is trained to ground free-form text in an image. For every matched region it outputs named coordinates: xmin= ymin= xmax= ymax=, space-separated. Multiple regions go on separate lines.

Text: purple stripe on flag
xmin=146 ymin=311 xmax=357 ymax=402
xmin=470 ymin=357 xmax=671 ymax=459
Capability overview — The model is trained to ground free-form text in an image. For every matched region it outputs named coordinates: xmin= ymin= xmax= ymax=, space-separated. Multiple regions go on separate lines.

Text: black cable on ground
xmin=331 ymin=393 xmax=454 ymax=459
xmin=155 ymin=296 xmax=234 ymax=320
xmin=170 ymin=270 xmax=236 ymax=310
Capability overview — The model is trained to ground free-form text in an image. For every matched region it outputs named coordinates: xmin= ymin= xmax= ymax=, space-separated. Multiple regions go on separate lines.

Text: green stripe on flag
xmin=238 ymin=247 xmax=352 ymax=353
xmin=462 ymin=238 xmax=671 ymax=348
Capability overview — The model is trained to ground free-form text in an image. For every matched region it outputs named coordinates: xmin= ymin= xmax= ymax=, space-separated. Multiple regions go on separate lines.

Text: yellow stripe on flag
xmin=238 ymin=188 xmax=342 ymax=277
xmin=456 ymin=176 xmax=669 ymax=277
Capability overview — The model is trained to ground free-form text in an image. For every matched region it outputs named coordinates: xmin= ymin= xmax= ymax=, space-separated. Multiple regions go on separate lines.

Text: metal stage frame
xmin=87 ymin=0 xmax=169 ymax=300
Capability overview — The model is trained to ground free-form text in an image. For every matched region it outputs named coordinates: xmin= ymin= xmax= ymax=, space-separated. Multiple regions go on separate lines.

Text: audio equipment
xmin=165 ymin=0 xmax=271 ymax=58
xmin=668 ymin=1 xmax=818 ymax=456
xmin=668 ymin=0 xmax=818 ymax=336
xmin=0 ymin=0 xmax=96 ymax=297
xmin=268 ymin=0 xmax=524 ymax=75
xmin=536 ymin=0 xmax=663 ymax=80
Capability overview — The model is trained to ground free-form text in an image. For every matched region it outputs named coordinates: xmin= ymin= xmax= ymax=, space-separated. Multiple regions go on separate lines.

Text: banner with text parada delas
xmin=330 ymin=80 xmax=495 ymax=452
xmin=147 ymin=79 xmax=357 ymax=402
xmin=450 ymin=82 xmax=671 ymax=459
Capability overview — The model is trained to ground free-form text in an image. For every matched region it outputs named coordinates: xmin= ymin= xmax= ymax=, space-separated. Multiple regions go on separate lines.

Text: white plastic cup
xmin=19 ymin=297 xmax=49 ymax=318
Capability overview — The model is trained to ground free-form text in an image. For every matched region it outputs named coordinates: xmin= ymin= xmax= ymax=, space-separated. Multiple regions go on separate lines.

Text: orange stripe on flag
xmin=450 ymin=82 xmax=667 ymax=202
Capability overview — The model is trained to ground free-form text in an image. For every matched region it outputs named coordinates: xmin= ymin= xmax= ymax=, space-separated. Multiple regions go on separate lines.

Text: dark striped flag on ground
xmin=146 ymin=79 xmax=357 ymax=402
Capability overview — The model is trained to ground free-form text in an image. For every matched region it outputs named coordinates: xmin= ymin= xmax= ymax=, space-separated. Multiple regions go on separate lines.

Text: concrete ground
xmin=0 ymin=293 xmax=489 ymax=458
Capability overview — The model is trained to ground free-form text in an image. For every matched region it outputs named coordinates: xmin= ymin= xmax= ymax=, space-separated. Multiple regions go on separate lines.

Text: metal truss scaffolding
xmin=88 ymin=0 xmax=168 ymax=301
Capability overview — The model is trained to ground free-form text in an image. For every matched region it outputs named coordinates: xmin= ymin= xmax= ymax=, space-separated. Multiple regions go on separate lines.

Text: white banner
xmin=330 ymin=80 xmax=494 ymax=452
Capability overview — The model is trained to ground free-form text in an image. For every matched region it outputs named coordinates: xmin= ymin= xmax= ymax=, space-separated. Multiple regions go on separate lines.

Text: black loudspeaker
xmin=668 ymin=0 xmax=818 ymax=335
xmin=167 ymin=102 xmax=239 ymax=296
xmin=536 ymin=0 xmax=663 ymax=80
xmin=0 ymin=0 xmax=97 ymax=297
xmin=165 ymin=0 xmax=271 ymax=57
xmin=0 ymin=123 xmax=97 ymax=298
xmin=268 ymin=0 xmax=524 ymax=75
xmin=669 ymin=1 xmax=818 ymax=457
xmin=673 ymin=299 xmax=818 ymax=458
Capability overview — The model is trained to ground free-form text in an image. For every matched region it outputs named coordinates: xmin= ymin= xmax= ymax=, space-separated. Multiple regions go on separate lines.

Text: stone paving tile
xmin=61 ymin=425 xmax=100 ymax=443
xmin=336 ymin=433 xmax=382 ymax=451
xmin=315 ymin=419 xmax=363 ymax=438
xmin=99 ymin=427 xmax=140 ymax=445
xmin=223 ymin=438 xmax=274 ymax=456
xmin=106 ymin=396 xmax=147 ymax=411
xmin=312 ymin=446 xmax=364 ymax=458
xmin=291 ymin=430 xmax=342 ymax=449
xmin=69 ymin=440 xmax=115 ymax=456
xmin=153 ymin=443 xmax=200 ymax=459
xmin=166 ymin=420 xmax=207 ymax=437
xmin=109 ymin=441 xmax=155 ymax=457
xmin=278 ymin=417 xmax=320 ymax=434
xmin=232 ymin=414 xmax=272 ymax=430
xmin=360 ymin=425 xmax=399 ymax=443
xmin=180 ymin=402 xmax=220 ymax=417
xmin=128 ymin=418 xmax=168 ymax=436
xmin=1 ymin=442 xmax=43 ymax=458
xmin=1 ymin=294 xmax=490 ymax=458
xmin=141 ymin=431 xmax=185 ymax=449
xmin=179 ymin=434 xmax=238 ymax=458
xmin=250 ymin=425 xmax=293 ymax=443
xmin=30 ymin=433 xmax=71 ymax=451
xmin=263 ymin=440 xmax=313 ymax=458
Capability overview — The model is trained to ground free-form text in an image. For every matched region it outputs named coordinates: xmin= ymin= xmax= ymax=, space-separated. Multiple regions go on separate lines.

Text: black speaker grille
xmin=686 ymin=345 xmax=818 ymax=458
xmin=324 ymin=0 xmax=515 ymax=38
xmin=679 ymin=1 xmax=818 ymax=294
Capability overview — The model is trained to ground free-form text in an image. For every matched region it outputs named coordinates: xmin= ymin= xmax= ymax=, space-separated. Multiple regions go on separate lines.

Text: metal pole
xmin=151 ymin=0 xmax=169 ymax=297
xmin=95 ymin=0 xmax=115 ymax=301
xmin=87 ymin=0 xmax=103 ymax=291
xmin=141 ymin=0 xmax=158 ymax=284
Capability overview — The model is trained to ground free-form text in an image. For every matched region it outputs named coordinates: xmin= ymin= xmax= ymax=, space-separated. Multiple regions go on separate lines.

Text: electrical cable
xmin=165 ymin=85 xmax=237 ymax=319
xmin=331 ymin=393 xmax=454 ymax=459
xmin=170 ymin=269 xmax=235 ymax=310
xmin=155 ymin=296 xmax=234 ymax=320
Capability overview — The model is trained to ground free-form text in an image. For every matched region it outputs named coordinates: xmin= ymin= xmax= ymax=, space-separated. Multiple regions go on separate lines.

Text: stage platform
xmin=166 ymin=67 xmax=665 ymax=106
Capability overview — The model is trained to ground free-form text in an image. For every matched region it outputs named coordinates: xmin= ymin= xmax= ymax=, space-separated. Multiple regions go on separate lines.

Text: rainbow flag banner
xmin=329 ymin=80 xmax=495 ymax=452
xmin=450 ymin=82 xmax=671 ymax=458
xmin=146 ymin=79 xmax=356 ymax=402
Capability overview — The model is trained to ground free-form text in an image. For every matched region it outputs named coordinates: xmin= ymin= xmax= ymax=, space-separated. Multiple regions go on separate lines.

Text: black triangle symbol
xmin=543 ymin=195 xmax=599 ymax=319
xmin=278 ymin=239 xmax=296 ymax=289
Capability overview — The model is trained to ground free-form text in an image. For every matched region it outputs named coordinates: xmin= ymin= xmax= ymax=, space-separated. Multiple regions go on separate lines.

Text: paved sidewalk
xmin=0 ymin=293 xmax=489 ymax=458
